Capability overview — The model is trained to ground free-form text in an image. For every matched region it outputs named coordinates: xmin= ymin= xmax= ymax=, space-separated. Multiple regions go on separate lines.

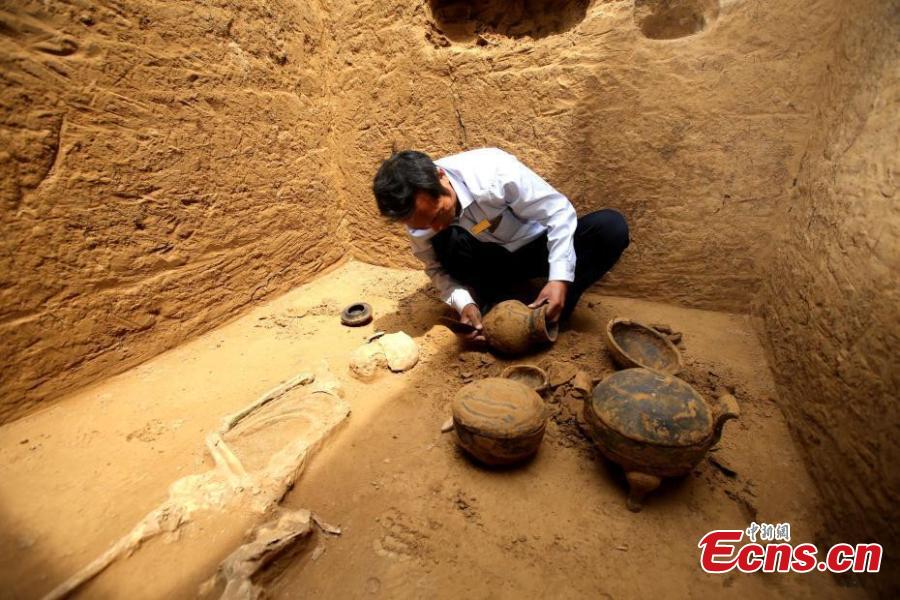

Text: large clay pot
xmin=482 ymin=300 xmax=558 ymax=355
xmin=451 ymin=377 xmax=548 ymax=465
xmin=584 ymin=368 xmax=740 ymax=511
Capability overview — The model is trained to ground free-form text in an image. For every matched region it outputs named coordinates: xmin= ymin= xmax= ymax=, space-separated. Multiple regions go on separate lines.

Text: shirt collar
xmin=443 ymin=168 xmax=473 ymax=212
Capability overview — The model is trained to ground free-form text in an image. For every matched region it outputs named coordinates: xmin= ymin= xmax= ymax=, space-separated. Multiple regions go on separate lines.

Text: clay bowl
xmin=605 ymin=318 xmax=683 ymax=375
xmin=501 ymin=364 xmax=550 ymax=394
xmin=451 ymin=378 xmax=548 ymax=466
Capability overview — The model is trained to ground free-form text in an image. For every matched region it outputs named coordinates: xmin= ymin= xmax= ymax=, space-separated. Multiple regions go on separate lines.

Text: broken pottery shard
xmin=649 ymin=323 xmax=673 ymax=334
xmin=349 ymin=344 xmax=383 ymax=380
xmin=546 ymin=360 xmax=577 ymax=388
xmin=650 ymin=323 xmax=683 ymax=345
xmin=378 ymin=332 xmax=419 ymax=372
xmin=571 ymin=371 xmax=593 ymax=398
xmin=349 ymin=332 xmax=418 ymax=379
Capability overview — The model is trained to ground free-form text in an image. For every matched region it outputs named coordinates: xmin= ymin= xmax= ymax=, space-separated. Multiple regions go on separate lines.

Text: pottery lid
xmin=452 ymin=378 xmax=546 ymax=439
xmin=589 ymin=368 xmax=712 ymax=447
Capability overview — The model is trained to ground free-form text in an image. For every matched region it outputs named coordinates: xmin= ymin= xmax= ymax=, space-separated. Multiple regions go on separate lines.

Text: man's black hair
xmin=373 ymin=150 xmax=446 ymax=220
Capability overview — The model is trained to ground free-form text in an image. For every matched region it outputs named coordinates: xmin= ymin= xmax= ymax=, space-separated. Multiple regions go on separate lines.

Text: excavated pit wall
xmin=756 ymin=0 xmax=899 ymax=594
xmin=339 ymin=0 xmax=837 ymax=312
xmin=1 ymin=1 xmax=897 ymax=593
xmin=0 ymin=0 xmax=345 ymax=424
xmin=0 ymin=0 xmax=866 ymax=414
xmin=336 ymin=7 xmax=897 ymax=593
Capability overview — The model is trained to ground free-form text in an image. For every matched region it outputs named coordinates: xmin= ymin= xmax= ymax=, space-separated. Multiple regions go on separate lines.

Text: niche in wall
xmin=633 ymin=0 xmax=720 ymax=40
xmin=428 ymin=0 xmax=590 ymax=43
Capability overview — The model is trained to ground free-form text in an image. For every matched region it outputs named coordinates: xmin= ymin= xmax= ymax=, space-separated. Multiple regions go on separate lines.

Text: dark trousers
xmin=431 ymin=209 xmax=629 ymax=318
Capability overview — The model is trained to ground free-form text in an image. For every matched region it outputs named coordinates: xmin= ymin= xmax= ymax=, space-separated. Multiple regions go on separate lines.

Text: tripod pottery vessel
xmin=584 ymin=368 xmax=739 ymax=511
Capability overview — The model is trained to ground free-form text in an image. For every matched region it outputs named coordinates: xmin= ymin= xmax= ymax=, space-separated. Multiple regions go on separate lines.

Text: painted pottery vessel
xmin=482 ymin=300 xmax=558 ymax=355
xmin=584 ymin=368 xmax=739 ymax=511
xmin=605 ymin=318 xmax=683 ymax=374
xmin=340 ymin=302 xmax=372 ymax=327
xmin=451 ymin=378 xmax=547 ymax=465
xmin=501 ymin=364 xmax=550 ymax=394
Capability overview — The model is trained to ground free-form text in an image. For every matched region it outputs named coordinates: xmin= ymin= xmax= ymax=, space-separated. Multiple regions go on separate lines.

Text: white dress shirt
xmin=407 ymin=148 xmax=577 ymax=315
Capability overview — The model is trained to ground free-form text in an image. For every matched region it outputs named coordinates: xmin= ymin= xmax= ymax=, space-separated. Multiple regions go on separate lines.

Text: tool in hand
xmin=437 ymin=316 xmax=479 ymax=334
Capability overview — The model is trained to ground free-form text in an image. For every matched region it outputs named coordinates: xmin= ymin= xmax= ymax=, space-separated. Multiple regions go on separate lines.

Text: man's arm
xmin=410 ymin=236 xmax=485 ymax=340
xmin=493 ymin=154 xmax=577 ymax=319
xmin=410 ymin=235 xmax=475 ymax=313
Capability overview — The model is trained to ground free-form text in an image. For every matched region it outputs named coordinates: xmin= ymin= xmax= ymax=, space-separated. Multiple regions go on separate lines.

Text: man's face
xmin=403 ymin=171 xmax=457 ymax=232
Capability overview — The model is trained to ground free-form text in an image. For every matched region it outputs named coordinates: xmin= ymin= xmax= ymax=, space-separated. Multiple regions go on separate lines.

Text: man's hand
xmin=459 ymin=303 xmax=486 ymax=342
xmin=529 ymin=280 xmax=568 ymax=322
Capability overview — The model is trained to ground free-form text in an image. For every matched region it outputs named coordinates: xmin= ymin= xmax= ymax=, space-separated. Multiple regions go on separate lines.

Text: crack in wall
xmin=447 ymin=59 xmax=468 ymax=147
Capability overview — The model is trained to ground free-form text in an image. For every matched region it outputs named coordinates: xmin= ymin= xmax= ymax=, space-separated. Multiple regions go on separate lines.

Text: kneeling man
xmin=372 ymin=148 xmax=629 ymax=341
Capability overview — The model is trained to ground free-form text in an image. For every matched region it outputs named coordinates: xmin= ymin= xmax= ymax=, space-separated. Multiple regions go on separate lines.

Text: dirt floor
xmin=0 ymin=261 xmax=865 ymax=598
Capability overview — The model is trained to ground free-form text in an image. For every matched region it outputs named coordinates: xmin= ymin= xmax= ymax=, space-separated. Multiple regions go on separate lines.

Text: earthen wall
xmin=340 ymin=0 xmax=841 ymax=312
xmin=1 ymin=6 xmax=897 ymax=594
xmin=755 ymin=1 xmax=899 ymax=592
xmin=0 ymin=0 xmax=345 ymax=423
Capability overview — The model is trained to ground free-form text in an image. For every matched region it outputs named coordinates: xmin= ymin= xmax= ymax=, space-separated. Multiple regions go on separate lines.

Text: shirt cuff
xmin=449 ymin=288 xmax=476 ymax=315
xmin=548 ymin=260 xmax=575 ymax=283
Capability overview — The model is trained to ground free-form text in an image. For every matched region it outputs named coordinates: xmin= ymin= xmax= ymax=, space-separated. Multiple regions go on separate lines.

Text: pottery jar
xmin=482 ymin=300 xmax=559 ymax=355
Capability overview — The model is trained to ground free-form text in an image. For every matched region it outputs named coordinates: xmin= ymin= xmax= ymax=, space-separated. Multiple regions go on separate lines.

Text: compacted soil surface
xmin=0 ymin=261 xmax=862 ymax=598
